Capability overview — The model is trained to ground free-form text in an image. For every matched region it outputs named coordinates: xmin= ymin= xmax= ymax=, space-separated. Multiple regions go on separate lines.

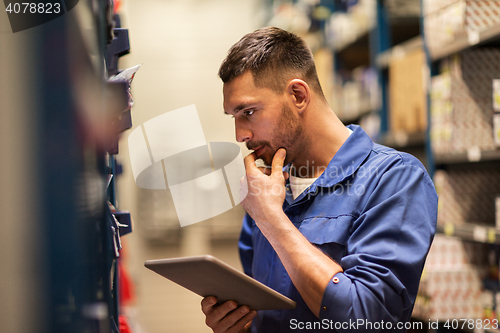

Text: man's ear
xmin=286 ymin=79 xmax=310 ymax=114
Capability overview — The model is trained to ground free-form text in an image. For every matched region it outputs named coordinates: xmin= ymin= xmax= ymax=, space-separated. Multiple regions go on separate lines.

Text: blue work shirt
xmin=239 ymin=125 xmax=438 ymax=333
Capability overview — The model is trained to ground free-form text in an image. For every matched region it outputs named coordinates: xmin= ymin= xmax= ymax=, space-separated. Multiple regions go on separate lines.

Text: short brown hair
xmin=218 ymin=27 xmax=324 ymax=97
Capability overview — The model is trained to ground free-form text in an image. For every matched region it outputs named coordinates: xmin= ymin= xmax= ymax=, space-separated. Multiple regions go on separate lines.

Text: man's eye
xmin=244 ymin=109 xmax=255 ymax=116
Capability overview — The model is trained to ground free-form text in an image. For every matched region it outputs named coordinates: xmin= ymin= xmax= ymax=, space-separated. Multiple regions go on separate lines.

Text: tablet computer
xmin=145 ymin=255 xmax=296 ymax=310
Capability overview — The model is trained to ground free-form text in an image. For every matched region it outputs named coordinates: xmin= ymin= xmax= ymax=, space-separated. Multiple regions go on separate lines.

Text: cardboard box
xmin=430 ymin=74 xmax=453 ymax=155
xmin=448 ymin=49 xmax=500 ymax=153
xmin=430 ymin=49 xmax=500 ymax=154
xmin=494 ymin=113 xmax=500 ymax=147
xmin=425 ymin=1 xmax=500 ymax=55
xmin=423 ymin=0 xmax=461 ymax=16
xmin=496 ymin=196 xmax=500 ymax=229
xmin=433 ymin=167 xmax=500 ymax=226
xmin=385 ymin=0 xmax=421 ymax=17
xmin=415 ymin=235 xmax=486 ymax=320
xmin=389 ymin=48 xmax=427 ymax=134
xmin=493 ymin=80 xmax=500 ymax=112
xmin=417 ymin=267 xmax=482 ymax=320
xmin=465 ymin=0 xmax=500 ymax=32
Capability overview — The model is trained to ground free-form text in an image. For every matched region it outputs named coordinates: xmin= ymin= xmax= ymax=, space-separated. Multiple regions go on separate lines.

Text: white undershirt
xmin=289 ymin=174 xmax=318 ymax=200
xmin=289 ymin=127 xmax=353 ymax=200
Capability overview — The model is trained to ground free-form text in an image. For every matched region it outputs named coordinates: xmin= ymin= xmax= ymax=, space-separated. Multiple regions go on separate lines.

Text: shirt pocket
xmin=298 ymin=215 xmax=354 ymax=262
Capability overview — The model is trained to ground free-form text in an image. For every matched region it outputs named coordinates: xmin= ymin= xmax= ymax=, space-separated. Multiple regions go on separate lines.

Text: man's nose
xmin=235 ymin=120 xmax=252 ymax=143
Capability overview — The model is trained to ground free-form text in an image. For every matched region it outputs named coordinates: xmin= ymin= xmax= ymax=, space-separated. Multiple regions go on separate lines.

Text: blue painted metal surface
xmin=371 ymin=0 xmax=391 ymax=136
xmin=421 ymin=0 xmax=436 ymax=177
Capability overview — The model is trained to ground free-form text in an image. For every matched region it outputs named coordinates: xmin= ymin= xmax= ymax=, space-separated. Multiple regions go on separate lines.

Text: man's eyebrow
xmin=223 ymin=103 xmax=254 ymax=115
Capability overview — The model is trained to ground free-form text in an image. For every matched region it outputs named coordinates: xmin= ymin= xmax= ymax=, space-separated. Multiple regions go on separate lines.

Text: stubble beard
xmin=262 ymin=103 xmax=304 ymax=166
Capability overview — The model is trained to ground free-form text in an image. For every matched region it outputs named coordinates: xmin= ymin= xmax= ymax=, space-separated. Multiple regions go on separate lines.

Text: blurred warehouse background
xmin=2 ymin=0 xmax=500 ymax=332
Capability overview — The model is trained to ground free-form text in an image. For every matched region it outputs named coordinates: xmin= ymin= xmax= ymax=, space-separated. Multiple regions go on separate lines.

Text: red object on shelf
xmin=114 ymin=0 xmax=122 ymax=13
xmin=119 ymin=261 xmax=136 ymax=305
xmin=119 ymin=315 xmax=132 ymax=333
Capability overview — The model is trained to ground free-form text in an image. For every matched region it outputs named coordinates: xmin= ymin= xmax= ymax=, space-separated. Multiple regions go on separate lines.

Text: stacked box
xmin=496 ymin=196 xmax=500 ymax=229
xmin=425 ymin=1 xmax=467 ymax=55
xmin=433 ymin=169 xmax=462 ymax=225
xmin=385 ymin=0 xmax=421 ymax=17
xmin=449 ymin=49 xmax=500 ymax=153
xmin=314 ymin=48 xmax=335 ymax=113
xmin=425 ymin=235 xmax=489 ymax=269
xmin=492 ymin=79 xmax=500 ymax=148
xmin=466 ymin=1 xmax=500 ymax=32
xmin=414 ymin=235 xmax=486 ymax=320
xmin=389 ymin=48 xmax=427 ymax=134
xmin=430 ymin=74 xmax=453 ymax=155
xmin=433 ymin=165 xmax=500 ymax=226
xmin=424 ymin=1 xmax=500 ymax=55
xmin=493 ymin=79 xmax=500 ymax=147
xmin=480 ymin=290 xmax=500 ymax=321
xmin=423 ymin=0 xmax=461 ymax=16
xmin=424 ymin=269 xmax=482 ymax=320
xmin=326 ymin=0 xmax=376 ymax=51
xmin=334 ymin=67 xmax=380 ymax=124
xmin=430 ymin=49 xmax=500 ymax=154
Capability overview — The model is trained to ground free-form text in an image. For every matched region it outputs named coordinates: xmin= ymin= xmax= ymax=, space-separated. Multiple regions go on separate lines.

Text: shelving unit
xmin=436 ymin=223 xmax=500 ymax=245
xmin=434 ymin=149 xmax=500 ymax=165
xmin=375 ymin=35 xmax=423 ymax=69
xmin=0 ymin=1 xmax=135 ymax=332
xmin=429 ymin=23 xmax=500 ymax=61
xmin=380 ymin=130 xmax=426 ymax=149
xmin=417 ymin=1 xmax=500 ymax=330
xmin=333 ymin=29 xmax=370 ymax=53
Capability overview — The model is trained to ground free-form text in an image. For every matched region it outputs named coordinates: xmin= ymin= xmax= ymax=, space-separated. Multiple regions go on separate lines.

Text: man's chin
xmin=261 ymin=157 xmax=272 ymax=167
xmin=260 ymin=151 xmax=290 ymax=167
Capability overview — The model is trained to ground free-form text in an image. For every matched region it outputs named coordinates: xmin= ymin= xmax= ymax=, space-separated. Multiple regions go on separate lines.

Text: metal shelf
xmin=380 ymin=130 xmax=426 ymax=149
xmin=339 ymin=102 xmax=376 ymax=124
xmin=436 ymin=222 xmax=500 ymax=244
xmin=434 ymin=149 xmax=500 ymax=165
xmin=429 ymin=23 xmax=500 ymax=61
xmin=332 ymin=29 xmax=370 ymax=53
xmin=376 ymin=35 xmax=423 ymax=69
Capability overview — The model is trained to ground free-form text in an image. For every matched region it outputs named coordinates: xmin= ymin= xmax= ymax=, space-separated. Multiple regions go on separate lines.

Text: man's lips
xmin=252 ymin=145 xmax=265 ymax=157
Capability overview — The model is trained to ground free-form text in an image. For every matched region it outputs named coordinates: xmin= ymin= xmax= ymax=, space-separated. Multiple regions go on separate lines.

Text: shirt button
xmin=323 ymin=306 xmax=327 ymax=311
xmin=332 ymin=277 xmax=340 ymax=284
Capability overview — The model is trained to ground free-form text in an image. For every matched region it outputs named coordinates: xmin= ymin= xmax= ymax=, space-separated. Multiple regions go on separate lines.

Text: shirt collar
xmin=284 ymin=124 xmax=373 ymax=189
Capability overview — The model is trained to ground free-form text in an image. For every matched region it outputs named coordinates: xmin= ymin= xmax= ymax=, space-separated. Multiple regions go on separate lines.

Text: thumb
xmin=271 ymin=148 xmax=286 ymax=178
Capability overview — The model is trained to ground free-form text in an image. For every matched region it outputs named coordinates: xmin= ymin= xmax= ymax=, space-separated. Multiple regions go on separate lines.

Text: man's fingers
xmin=201 ymin=296 xmax=218 ymax=315
xmin=258 ymin=166 xmax=272 ymax=176
xmin=244 ymin=152 xmax=258 ymax=172
xmin=239 ymin=176 xmax=249 ymax=202
xmin=217 ymin=306 xmax=254 ymax=332
xmin=226 ymin=309 xmax=257 ymax=333
xmin=204 ymin=300 xmax=238 ymax=328
xmin=271 ymin=148 xmax=286 ymax=178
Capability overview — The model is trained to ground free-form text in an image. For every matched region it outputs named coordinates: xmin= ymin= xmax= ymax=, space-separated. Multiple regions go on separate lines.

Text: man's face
xmin=223 ymin=71 xmax=303 ymax=166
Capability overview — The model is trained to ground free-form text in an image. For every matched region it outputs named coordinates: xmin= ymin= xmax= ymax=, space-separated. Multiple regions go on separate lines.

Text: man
xmin=201 ymin=27 xmax=437 ymax=333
